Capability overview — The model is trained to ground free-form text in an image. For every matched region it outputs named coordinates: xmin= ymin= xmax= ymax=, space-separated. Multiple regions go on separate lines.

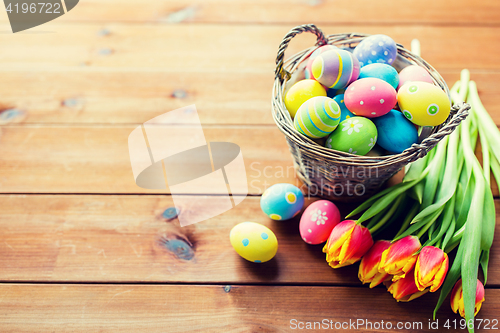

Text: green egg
xmin=325 ymin=116 xmax=378 ymax=156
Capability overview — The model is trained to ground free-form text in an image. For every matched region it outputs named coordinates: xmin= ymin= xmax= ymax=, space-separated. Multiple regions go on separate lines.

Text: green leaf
xmin=468 ymin=81 xmax=500 ymax=165
xmin=442 ymin=215 xmax=456 ymax=251
xmin=404 ymin=152 xmax=430 ymax=182
xmin=425 ymin=194 xmax=455 ymax=248
xmin=491 ymin=156 xmax=500 ymax=190
xmin=480 ymin=250 xmax=490 ymax=285
xmin=345 ymin=182 xmax=404 ymax=218
xmin=408 ymin=181 xmax=424 ymax=204
xmin=421 ymin=136 xmax=449 ymax=209
xmin=460 ymin=112 xmax=485 ymax=332
xmin=433 ymin=243 xmax=463 ymax=320
xmin=395 ymin=205 xmax=443 ymax=241
xmin=481 ymin=184 xmax=495 ymax=251
xmin=357 ymin=180 xmax=420 ymax=224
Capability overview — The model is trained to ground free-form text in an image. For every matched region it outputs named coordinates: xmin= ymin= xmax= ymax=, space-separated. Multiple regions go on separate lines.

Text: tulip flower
xmin=379 ymin=235 xmax=421 ymax=281
xmin=323 ymin=220 xmax=373 ymax=268
xmin=358 ymin=240 xmax=392 ymax=288
xmin=414 ymin=246 xmax=449 ymax=292
xmin=387 ymin=267 xmax=429 ymax=302
xmin=451 ymin=279 xmax=485 ymax=318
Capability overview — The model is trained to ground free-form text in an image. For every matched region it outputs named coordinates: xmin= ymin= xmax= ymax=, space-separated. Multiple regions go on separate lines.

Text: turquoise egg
xmin=260 ymin=184 xmax=305 ymax=221
xmin=294 ymin=96 xmax=341 ymax=139
xmin=372 ymin=110 xmax=418 ymax=153
xmin=325 ymin=117 xmax=378 ymax=156
xmin=359 ymin=63 xmax=399 ymax=89
xmin=333 ymin=94 xmax=355 ymax=122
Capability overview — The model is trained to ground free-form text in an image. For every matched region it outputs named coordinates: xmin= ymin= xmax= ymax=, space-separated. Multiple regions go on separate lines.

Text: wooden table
xmin=0 ymin=1 xmax=499 ymax=332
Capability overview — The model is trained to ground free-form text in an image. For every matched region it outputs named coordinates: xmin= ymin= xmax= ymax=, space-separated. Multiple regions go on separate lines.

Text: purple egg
xmin=311 ymin=49 xmax=360 ymax=90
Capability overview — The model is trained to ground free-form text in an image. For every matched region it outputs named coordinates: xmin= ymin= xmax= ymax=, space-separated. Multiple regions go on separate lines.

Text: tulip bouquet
xmin=323 ymin=69 xmax=497 ymax=332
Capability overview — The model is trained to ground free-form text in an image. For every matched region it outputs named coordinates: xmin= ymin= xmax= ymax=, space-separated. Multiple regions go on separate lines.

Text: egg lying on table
xmin=397 ymin=65 xmax=434 ymax=90
xmin=397 ymin=81 xmax=451 ymax=126
xmin=260 ymin=183 xmax=305 ymax=220
xmin=294 ymin=96 xmax=341 ymax=139
xmin=372 ymin=110 xmax=418 ymax=153
xmin=284 ymin=79 xmax=327 ymax=118
xmin=305 ymin=44 xmax=338 ymax=80
xmin=353 ymin=34 xmax=397 ymax=67
xmin=325 ymin=116 xmax=378 ymax=156
xmin=359 ymin=63 xmax=399 ymax=89
xmin=344 ymin=78 xmax=397 ymax=118
xmin=311 ymin=49 xmax=360 ymax=89
xmin=230 ymin=222 xmax=278 ymax=263
xmin=299 ymin=200 xmax=341 ymax=245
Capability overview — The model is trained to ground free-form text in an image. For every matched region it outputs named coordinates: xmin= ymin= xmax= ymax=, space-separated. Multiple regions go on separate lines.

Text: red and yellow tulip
xmin=451 ymin=279 xmax=485 ymax=318
xmin=358 ymin=240 xmax=392 ymax=288
xmin=379 ymin=235 xmax=421 ymax=281
xmin=387 ymin=267 xmax=429 ymax=302
xmin=323 ymin=220 xmax=373 ymax=268
xmin=414 ymin=246 xmax=449 ymax=292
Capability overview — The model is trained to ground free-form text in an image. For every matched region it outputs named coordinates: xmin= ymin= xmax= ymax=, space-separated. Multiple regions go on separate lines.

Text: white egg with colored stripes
xmin=293 ymin=96 xmax=341 ymax=139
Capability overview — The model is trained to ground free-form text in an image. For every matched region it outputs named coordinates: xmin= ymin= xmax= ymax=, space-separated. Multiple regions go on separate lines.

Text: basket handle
xmin=275 ymin=24 xmax=328 ymax=82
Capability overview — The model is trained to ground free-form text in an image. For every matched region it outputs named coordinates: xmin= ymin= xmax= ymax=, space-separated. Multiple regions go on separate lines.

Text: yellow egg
xmin=284 ymin=79 xmax=327 ymax=118
xmin=397 ymin=81 xmax=451 ymax=126
xmin=230 ymin=222 xmax=278 ymax=263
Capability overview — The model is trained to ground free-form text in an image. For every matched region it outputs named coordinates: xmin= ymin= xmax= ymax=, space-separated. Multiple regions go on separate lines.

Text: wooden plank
xmin=0 ymin=284 xmax=499 ymax=332
xmin=0 ymin=24 xmax=498 ymax=71
xmin=47 ymin=0 xmax=500 ymax=25
xmin=0 ymin=70 xmax=499 ymax=126
xmin=0 ymin=126 xmax=297 ymax=194
xmin=0 ymin=126 xmax=498 ymax=196
xmin=0 ymin=195 xmax=498 ymax=286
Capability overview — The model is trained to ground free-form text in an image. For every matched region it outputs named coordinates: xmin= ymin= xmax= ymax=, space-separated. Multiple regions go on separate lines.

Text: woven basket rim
xmin=272 ymin=25 xmax=469 ymax=168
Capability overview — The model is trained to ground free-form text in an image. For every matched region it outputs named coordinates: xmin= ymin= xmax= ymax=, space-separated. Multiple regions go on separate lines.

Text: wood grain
xmin=0 ymin=125 xmax=498 ymax=196
xmin=0 ymin=70 xmax=499 ymax=126
xmin=0 ymin=24 xmax=498 ymax=71
xmin=45 ymin=0 xmax=500 ymax=25
xmin=0 ymin=284 xmax=499 ymax=333
xmin=0 ymin=195 xmax=498 ymax=286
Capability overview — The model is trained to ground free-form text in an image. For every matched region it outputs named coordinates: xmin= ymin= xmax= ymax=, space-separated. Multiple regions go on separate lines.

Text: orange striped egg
xmin=294 ymin=96 xmax=341 ymax=139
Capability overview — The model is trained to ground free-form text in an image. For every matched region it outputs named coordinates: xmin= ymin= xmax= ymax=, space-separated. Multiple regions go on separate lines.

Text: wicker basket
xmin=272 ymin=24 xmax=470 ymax=202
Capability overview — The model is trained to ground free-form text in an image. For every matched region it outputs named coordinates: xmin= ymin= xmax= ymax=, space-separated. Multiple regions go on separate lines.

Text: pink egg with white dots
xmin=344 ymin=78 xmax=397 ymax=118
xmin=299 ymin=200 xmax=341 ymax=245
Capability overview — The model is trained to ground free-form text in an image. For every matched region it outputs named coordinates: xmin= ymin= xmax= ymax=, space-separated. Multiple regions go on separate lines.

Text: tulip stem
xmin=394 ymin=201 xmax=419 ymax=238
xmin=416 ymin=219 xmax=434 ymax=239
xmin=368 ymin=195 xmax=403 ymax=234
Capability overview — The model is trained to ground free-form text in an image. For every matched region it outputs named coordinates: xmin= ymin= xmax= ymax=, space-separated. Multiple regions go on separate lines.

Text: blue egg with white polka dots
xmin=353 ymin=34 xmax=397 ymax=67
xmin=260 ymin=183 xmax=304 ymax=221
xmin=359 ymin=63 xmax=399 ymax=89
xmin=333 ymin=94 xmax=355 ymax=122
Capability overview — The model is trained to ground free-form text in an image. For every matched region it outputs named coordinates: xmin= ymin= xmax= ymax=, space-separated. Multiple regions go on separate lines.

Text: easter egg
xmin=325 ymin=117 xmax=378 ymax=155
xmin=333 ymin=94 xmax=355 ymax=122
xmin=305 ymin=45 xmax=338 ymax=80
xmin=397 ymin=82 xmax=451 ymax=126
xmin=294 ymin=96 xmax=341 ymax=139
xmin=230 ymin=222 xmax=278 ymax=263
xmin=359 ymin=63 xmax=399 ymax=89
xmin=372 ymin=110 xmax=419 ymax=153
xmin=260 ymin=183 xmax=304 ymax=221
xmin=397 ymin=65 xmax=434 ymax=90
xmin=353 ymin=34 xmax=397 ymax=67
xmin=284 ymin=79 xmax=327 ymax=118
xmin=299 ymin=200 xmax=341 ymax=245
xmin=344 ymin=78 xmax=397 ymax=118
xmin=311 ymin=49 xmax=360 ymax=89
